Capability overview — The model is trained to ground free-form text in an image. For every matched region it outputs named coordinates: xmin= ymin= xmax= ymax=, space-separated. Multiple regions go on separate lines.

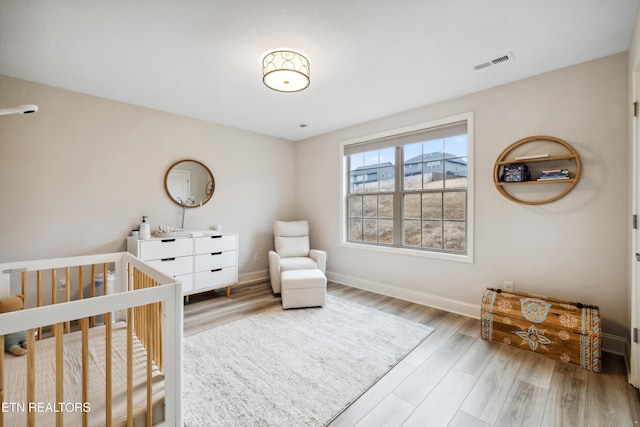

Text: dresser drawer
xmin=195 ymin=251 xmax=236 ymax=272
xmin=195 ymin=266 xmax=237 ymax=290
xmin=195 ymin=234 xmax=237 ymax=254
xmin=146 ymin=256 xmax=193 ymax=277
xmin=139 ymin=238 xmax=193 ymax=260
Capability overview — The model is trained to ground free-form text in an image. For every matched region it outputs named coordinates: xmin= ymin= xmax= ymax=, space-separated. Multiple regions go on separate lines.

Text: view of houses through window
xmin=346 ymin=120 xmax=469 ymax=254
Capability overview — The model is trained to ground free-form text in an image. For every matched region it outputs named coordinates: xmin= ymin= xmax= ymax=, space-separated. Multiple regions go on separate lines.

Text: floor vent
xmin=473 ymin=52 xmax=514 ymax=71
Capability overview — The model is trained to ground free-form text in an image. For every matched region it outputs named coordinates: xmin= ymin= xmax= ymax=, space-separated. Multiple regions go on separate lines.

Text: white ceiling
xmin=1 ymin=1 xmax=638 ymax=141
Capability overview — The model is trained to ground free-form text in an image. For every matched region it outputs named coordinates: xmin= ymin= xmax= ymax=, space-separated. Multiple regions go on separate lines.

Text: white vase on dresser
xmin=127 ymin=233 xmax=238 ymax=297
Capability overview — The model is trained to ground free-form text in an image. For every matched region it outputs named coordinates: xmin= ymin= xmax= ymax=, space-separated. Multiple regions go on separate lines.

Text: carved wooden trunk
xmin=480 ymin=288 xmax=601 ymax=372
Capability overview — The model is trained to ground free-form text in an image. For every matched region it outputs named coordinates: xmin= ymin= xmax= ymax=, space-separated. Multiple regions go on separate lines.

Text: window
xmin=342 ymin=113 xmax=473 ymax=262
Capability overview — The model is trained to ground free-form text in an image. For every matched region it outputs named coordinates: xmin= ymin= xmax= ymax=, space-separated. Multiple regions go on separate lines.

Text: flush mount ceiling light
xmin=262 ymin=50 xmax=310 ymax=92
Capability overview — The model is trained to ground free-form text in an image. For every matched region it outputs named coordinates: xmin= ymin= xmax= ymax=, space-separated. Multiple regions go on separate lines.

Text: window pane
xmin=379 ymin=194 xmax=393 ymax=218
xmin=404 ymin=143 xmax=422 ymax=190
xmin=379 ymin=220 xmax=393 ymax=244
xmin=443 ymin=192 xmax=465 ymax=220
xmin=349 ymin=196 xmax=363 ymax=218
xmin=403 ymin=194 xmax=421 ymax=219
xmin=422 ymin=221 xmax=442 ymax=249
xmin=422 ymin=193 xmax=442 ymax=219
xmin=445 ymin=156 xmax=467 ymax=189
xmin=364 ymin=151 xmax=379 ymax=167
xmin=364 ymin=151 xmax=380 ymax=192
xmin=350 ymin=219 xmax=363 ymax=241
xmin=378 ymin=147 xmax=395 ymax=191
xmin=404 ymin=220 xmax=421 ymax=246
xmin=361 ymin=166 xmax=379 ymax=192
xmin=444 ymin=135 xmax=467 ymax=157
xmin=423 ymin=139 xmax=444 ymax=158
xmin=363 ymin=219 xmax=377 ymax=242
xmin=349 ymin=153 xmax=365 ymax=194
xmin=404 ymin=162 xmax=422 ymax=190
xmin=444 ymin=221 xmax=466 ymax=251
xmin=423 ymin=161 xmax=444 ymax=189
xmin=363 ymin=195 xmax=377 ymax=217
xmin=404 ymin=143 xmax=422 ymax=163
xmin=350 ymin=149 xmax=396 ymax=193
xmin=359 ymin=151 xmax=378 ymax=192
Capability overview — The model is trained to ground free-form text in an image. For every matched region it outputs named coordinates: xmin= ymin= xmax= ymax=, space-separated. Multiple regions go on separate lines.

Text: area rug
xmin=182 ymin=295 xmax=433 ymax=426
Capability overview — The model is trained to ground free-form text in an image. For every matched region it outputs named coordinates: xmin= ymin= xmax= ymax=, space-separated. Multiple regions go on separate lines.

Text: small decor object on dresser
xmin=480 ymin=287 xmax=601 ymax=372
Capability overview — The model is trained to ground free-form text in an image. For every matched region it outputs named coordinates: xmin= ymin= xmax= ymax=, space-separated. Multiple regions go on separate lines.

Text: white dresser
xmin=127 ymin=233 xmax=238 ymax=297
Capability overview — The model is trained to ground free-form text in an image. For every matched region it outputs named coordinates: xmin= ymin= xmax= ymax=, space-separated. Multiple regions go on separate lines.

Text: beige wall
xmin=297 ymin=53 xmax=630 ymax=337
xmin=0 ymin=75 xmax=296 ymax=277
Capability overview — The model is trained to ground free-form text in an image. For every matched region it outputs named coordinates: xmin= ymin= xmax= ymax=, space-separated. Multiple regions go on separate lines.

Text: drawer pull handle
xmin=161 ymin=239 xmax=176 ymax=243
xmin=211 ymin=268 xmax=222 ymax=272
xmin=161 ymin=257 xmax=176 ymax=262
xmin=211 ymin=252 xmax=222 ymax=256
xmin=211 ymin=235 xmax=222 ymax=239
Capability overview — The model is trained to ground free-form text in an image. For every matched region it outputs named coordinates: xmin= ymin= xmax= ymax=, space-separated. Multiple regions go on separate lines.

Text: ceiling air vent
xmin=473 ymin=52 xmax=514 ymax=71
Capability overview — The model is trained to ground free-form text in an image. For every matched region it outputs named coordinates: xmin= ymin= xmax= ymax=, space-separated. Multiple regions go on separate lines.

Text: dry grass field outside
xmin=349 ymin=174 xmax=467 ymax=252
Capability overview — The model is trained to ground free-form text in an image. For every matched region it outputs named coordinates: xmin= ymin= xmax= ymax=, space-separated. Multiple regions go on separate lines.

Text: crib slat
xmin=51 ymin=270 xmax=58 ymax=339
xmin=81 ymin=317 xmax=89 ymax=427
xmin=26 ymin=329 xmax=36 ymax=427
xmin=152 ymin=301 xmax=156 ymax=366
xmin=127 ymin=307 xmax=133 ymax=426
xmin=51 ymin=269 xmax=56 ymax=305
xmin=105 ymin=312 xmax=112 ymax=427
xmin=91 ymin=265 xmax=96 ymax=328
xmin=54 ymin=323 xmax=64 ymax=427
xmin=36 ymin=271 xmax=42 ymax=340
xmin=21 ymin=271 xmax=26 ymax=309
xmin=152 ymin=301 xmax=157 ymax=365
xmin=158 ymin=302 xmax=163 ymax=371
xmin=89 ymin=263 xmax=109 ymax=326
xmin=146 ymin=302 xmax=153 ymax=426
xmin=103 ymin=264 xmax=108 ymax=297
xmin=65 ymin=268 xmax=71 ymax=334
xmin=78 ymin=266 xmax=84 ymax=301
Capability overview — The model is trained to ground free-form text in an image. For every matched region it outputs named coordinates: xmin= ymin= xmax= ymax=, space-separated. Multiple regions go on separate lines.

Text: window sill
xmin=339 ymin=241 xmax=473 ymax=264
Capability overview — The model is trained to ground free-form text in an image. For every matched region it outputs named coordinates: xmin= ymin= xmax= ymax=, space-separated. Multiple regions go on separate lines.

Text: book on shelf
xmin=537 ymin=169 xmax=570 ymax=181
xmin=540 ymin=169 xmax=567 ymax=174
xmin=537 ymin=176 xmax=570 ymax=181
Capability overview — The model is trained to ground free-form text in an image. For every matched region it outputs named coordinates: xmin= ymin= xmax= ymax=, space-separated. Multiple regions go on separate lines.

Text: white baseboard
xmin=602 ymin=332 xmax=628 ymax=356
xmin=326 ymin=271 xmax=480 ymax=319
xmin=326 ymin=270 xmax=628 ymax=356
xmin=238 ymin=269 xmax=269 ymax=286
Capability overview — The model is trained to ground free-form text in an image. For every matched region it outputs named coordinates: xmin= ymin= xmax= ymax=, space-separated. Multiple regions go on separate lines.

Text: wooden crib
xmin=0 ymin=252 xmax=183 ymax=426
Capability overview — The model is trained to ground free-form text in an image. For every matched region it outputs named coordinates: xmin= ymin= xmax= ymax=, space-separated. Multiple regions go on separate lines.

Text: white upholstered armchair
xmin=268 ymin=220 xmax=327 ymax=294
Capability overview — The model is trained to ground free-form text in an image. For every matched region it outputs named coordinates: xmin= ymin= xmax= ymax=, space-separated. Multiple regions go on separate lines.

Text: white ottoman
xmin=281 ymin=269 xmax=327 ymax=309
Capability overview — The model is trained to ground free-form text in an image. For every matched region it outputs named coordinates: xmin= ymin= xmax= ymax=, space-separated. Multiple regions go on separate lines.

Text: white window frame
xmin=339 ymin=112 xmax=474 ymax=264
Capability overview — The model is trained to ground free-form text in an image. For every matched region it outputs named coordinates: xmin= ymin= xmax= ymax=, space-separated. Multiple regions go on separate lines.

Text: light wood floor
xmin=183 ymin=281 xmax=640 ymax=427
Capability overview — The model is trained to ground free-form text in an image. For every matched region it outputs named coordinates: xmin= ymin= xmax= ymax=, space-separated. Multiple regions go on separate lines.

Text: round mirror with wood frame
xmin=164 ymin=159 xmax=215 ymax=207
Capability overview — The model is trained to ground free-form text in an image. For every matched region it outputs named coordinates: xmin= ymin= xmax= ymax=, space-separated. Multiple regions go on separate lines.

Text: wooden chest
xmin=480 ymin=288 xmax=601 ymax=372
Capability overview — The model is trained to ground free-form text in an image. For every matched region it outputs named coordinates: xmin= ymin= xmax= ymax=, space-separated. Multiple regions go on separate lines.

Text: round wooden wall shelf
xmin=493 ymin=135 xmax=581 ymax=205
